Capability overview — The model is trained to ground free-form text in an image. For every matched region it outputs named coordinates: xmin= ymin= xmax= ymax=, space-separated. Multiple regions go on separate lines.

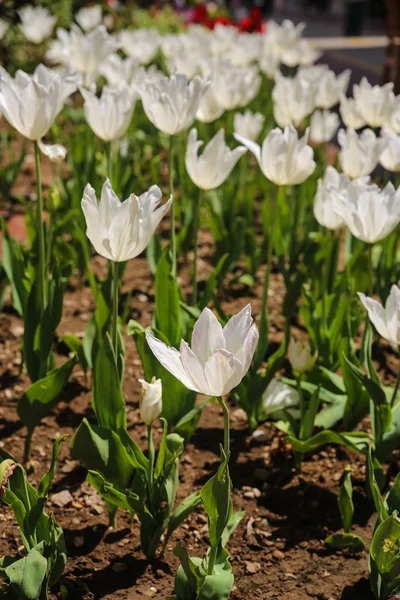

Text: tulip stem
xmin=34 ymin=141 xmax=46 ymax=316
xmin=368 ymin=244 xmax=374 ymax=295
xmin=192 ymin=188 xmax=202 ymax=306
xmin=169 ymin=136 xmax=177 ymax=278
xmin=218 ymin=396 xmax=230 ymax=458
xmin=108 ymin=142 xmax=113 ymax=184
xmin=147 ymin=424 xmax=155 ymax=505
xmin=112 ymin=261 xmax=119 ymax=355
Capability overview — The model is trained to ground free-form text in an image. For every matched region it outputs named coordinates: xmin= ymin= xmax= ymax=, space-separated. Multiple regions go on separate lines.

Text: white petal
xmin=38 ymin=139 xmax=67 ymax=163
xmin=145 ymin=331 xmax=199 ymax=392
xmin=191 ymin=308 xmax=226 ymax=365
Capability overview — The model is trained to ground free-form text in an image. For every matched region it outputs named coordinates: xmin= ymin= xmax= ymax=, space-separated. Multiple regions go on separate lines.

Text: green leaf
xmin=200 ymin=451 xmax=232 ymax=549
xmin=92 ymin=333 xmax=126 ymax=431
xmin=37 ymin=435 xmax=67 ymax=499
xmin=155 ymin=248 xmax=181 ymax=347
xmin=23 ymin=279 xmax=42 ymax=383
xmin=324 ymin=532 xmax=365 ymax=553
xmin=164 ymin=491 xmax=202 ymax=549
xmin=338 ymin=467 xmax=353 ymax=533
xmin=199 ymin=254 xmax=229 ymax=310
xmin=174 ymin=543 xmax=204 ymax=597
xmin=370 ymin=514 xmax=400 ymax=592
xmin=221 ymin=510 xmax=245 ymax=548
xmin=300 ymin=386 xmax=320 ymax=441
xmin=198 ymin=548 xmax=234 ymax=600
xmin=341 ymin=353 xmax=369 ymax=429
xmin=17 ymin=356 xmax=76 ymax=439
xmin=385 ymin=472 xmax=400 ymax=516
xmin=86 ymin=471 xmax=132 ymax=511
xmin=4 ymin=548 xmax=47 ymax=600
xmin=367 ymin=447 xmax=388 ymax=524
xmin=1 ymin=219 xmax=28 ymax=317
xmin=174 ymin=398 xmax=211 ymax=444
xmin=289 ymin=430 xmax=370 ymax=455
xmin=118 ymin=427 xmax=148 ymax=474
xmin=61 ymin=334 xmax=88 ymax=372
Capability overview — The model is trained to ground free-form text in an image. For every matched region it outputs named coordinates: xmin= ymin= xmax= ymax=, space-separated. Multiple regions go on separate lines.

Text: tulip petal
xmin=233 ymin=133 xmax=260 ymax=164
xmin=108 ymin=194 xmax=140 ymax=261
xmin=81 ymin=184 xmax=113 ymax=260
xmin=204 ymin=348 xmax=241 ymax=397
xmin=358 ymin=292 xmax=390 ymax=342
xmin=99 ymin=178 xmax=122 ymax=228
xmin=191 ymin=308 xmax=226 ymax=366
xmin=180 ymin=340 xmax=208 ymax=394
xmin=241 ymin=323 xmax=259 ymax=377
xmin=222 ymin=303 xmax=253 ymax=357
xmin=145 ymin=331 xmax=199 ymax=392
xmin=38 ymin=139 xmax=67 ymax=163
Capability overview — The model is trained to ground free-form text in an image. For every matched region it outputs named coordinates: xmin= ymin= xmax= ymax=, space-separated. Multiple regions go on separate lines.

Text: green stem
xmin=207 ymin=545 xmax=218 ymax=576
xmin=34 ymin=141 xmax=46 ymax=316
xmin=108 ymin=141 xmax=113 ymax=184
xmin=391 ymin=369 xmax=400 ymax=408
xmin=321 ymin=231 xmax=333 ymax=331
xmin=169 ymin=136 xmax=176 ymax=278
xmin=111 ymin=261 xmax=119 ymax=355
xmin=192 ymin=188 xmax=202 ymax=306
xmin=297 ymin=373 xmax=305 ymax=424
xmin=367 ymin=243 xmax=374 ymax=295
xmin=23 ymin=431 xmax=32 ymax=465
xmin=147 ymin=424 xmax=155 ymax=506
xmin=217 ymin=396 xmax=230 ymax=458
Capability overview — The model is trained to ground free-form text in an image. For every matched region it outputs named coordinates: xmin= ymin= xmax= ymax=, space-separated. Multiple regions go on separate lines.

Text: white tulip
xmin=339 ymin=95 xmax=366 ymax=130
xmin=18 ymin=6 xmax=56 ymax=44
xmin=288 ymin=338 xmax=317 ymax=373
xmin=313 ymin=167 xmax=349 ymax=230
xmin=338 ymin=128 xmax=386 ymax=179
xmin=309 ymin=109 xmax=339 ymax=144
xmin=186 ymin=128 xmax=246 ymax=191
xmin=380 ymin=129 xmax=400 ymax=172
xmin=80 ymin=83 xmax=136 ymax=142
xmin=235 ymin=125 xmax=316 ymax=186
xmin=332 ymin=180 xmax=400 ymax=244
xmin=139 ymin=378 xmax=162 ymax=425
xmin=353 ymin=78 xmax=395 ymax=128
xmin=272 ymin=72 xmax=316 ymax=128
xmin=81 ymin=179 xmax=172 ymax=262
xmin=358 ymin=285 xmax=400 ymax=351
xmin=100 ymin=54 xmax=138 ymax=87
xmin=262 ymin=378 xmax=300 ymax=417
xmin=136 ymin=74 xmax=210 ymax=136
xmin=210 ymin=24 xmax=238 ymax=56
xmin=76 ymin=5 xmax=102 ymax=32
xmin=145 ymin=304 xmax=258 ymax=397
xmin=281 ymin=39 xmax=322 ymax=68
xmin=0 ymin=20 xmax=9 ymax=41
xmin=195 ymin=83 xmax=225 ymax=123
xmin=228 ymin=33 xmax=262 ymax=67
xmin=385 ymin=97 xmax=400 ymax=134
xmin=258 ymin=48 xmax=281 ymax=80
xmin=234 ymin=110 xmax=264 ymax=142
xmin=168 ymin=53 xmax=201 ymax=80
xmin=264 ymin=19 xmax=305 ymax=59
xmin=0 ymin=64 xmax=78 ymax=141
xmin=298 ymin=64 xmax=329 ymax=86
xmin=119 ymin=29 xmax=160 ymax=65
xmin=315 ymin=69 xmax=350 ymax=109
xmin=133 ymin=65 xmax=164 ymax=88
xmin=211 ymin=63 xmax=261 ymax=111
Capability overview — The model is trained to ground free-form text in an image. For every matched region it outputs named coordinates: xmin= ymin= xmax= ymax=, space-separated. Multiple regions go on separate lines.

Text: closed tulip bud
xmin=332 ymin=180 xmax=400 ymax=244
xmin=195 ymin=83 xmax=225 ymax=123
xmin=76 ymin=5 xmax=102 ymax=32
xmin=309 ymin=110 xmax=339 ymax=144
xmin=81 ymin=179 xmax=172 ymax=262
xmin=353 ymin=78 xmax=395 ymax=129
xmin=380 ymin=129 xmax=400 ymax=172
xmin=288 ymin=338 xmax=317 ymax=373
xmin=315 ymin=69 xmax=350 ymax=109
xmin=262 ymin=378 xmax=300 ymax=418
xmin=314 ymin=167 xmax=350 ymax=230
xmin=0 ymin=459 xmax=17 ymax=496
xmin=338 ymin=128 xmax=386 ymax=180
xmin=185 ymin=128 xmax=246 ymax=191
xmin=80 ymin=83 xmax=136 ymax=142
xmin=146 ymin=304 xmax=259 ymax=397
xmin=358 ymin=285 xmax=400 ymax=352
xmin=235 ymin=124 xmax=316 ymax=186
xmin=339 ymin=95 xmax=366 ymax=130
xmin=139 ymin=377 xmax=162 ymax=425
xmin=18 ymin=6 xmax=56 ymax=44
xmin=234 ymin=110 xmax=264 ymax=142
xmin=136 ymin=74 xmax=210 ymax=136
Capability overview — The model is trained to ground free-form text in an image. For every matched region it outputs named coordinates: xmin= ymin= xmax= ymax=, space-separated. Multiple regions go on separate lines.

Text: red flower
xmin=214 ymin=15 xmax=234 ymax=27
xmin=193 ymin=3 xmax=208 ymax=24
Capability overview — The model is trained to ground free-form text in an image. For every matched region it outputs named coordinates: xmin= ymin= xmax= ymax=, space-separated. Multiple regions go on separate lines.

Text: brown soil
xmin=1 ymin=213 xmax=399 ymax=600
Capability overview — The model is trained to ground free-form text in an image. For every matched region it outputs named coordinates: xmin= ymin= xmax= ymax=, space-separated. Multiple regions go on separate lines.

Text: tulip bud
xmin=288 ymin=338 xmax=317 ymax=373
xmin=0 ymin=459 xmax=17 ymax=496
xmin=139 ymin=377 xmax=162 ymax=426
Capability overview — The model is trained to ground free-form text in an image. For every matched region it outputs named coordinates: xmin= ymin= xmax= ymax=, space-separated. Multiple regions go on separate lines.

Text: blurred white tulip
xmin=309 ymin=109 xmax=339 ymax=144
xmin=139 ymin=378 xmax=162 ymax=426
xmin=353 ymin=77 xmax=395 ymax=128
xmin=18 ymin=6 xmax=56 ymax=44
xmin=263 ymin=19 xmax=305 ymax=59
xmin=234 ymin=110 xmax=264 ymax=142
xmin=76 ymin=5 xmax=102 ymax=32
xmin=273 ymin=72 xmax=316 ymax=128
xmin=281 ymin=39 xmax=322 ymax=68
xmin=339 ymin=95 xmax=366 ymax=130
xmin=385 ymin=97 xmax=400 ymax=134
xmin=313 ymin=167 xmax=349 ymax=230
xmin=195 ymin=83 xmax=225 ymax=123
xmin=262 ymin=378 xmax=300 ymax=418
xmin=80 ymin=83 xmax=136 ymax=142
xmin=136 ymin=74 xmax=210 ymax=136
xmin=258 ymin=48 xmax=281 ymax=79
xmin=185 ymin=128 xmax=246 ymax=190
xmin=332 ymin=180 xmax=400 ymax=244
xmin=235 ymin=124 xmax=316 ymax=186
xmin=119 ymin=29 xmax=160 ymax=65
xmin=211 ymin=63 xmax=261 ymax=111
xmin=380 ymin=129 xmax=400 ymax=172
xmin=288 ymin=338 xmax=317 ymax=373
xmin=81 ymin=179 xmax=172 ymax=262
xmin=100 ymin=54 xmax=139 ymax=87
xmin=315 ymin=69 xmax=350 ymax=109
xmin=338 ymin=128 xmax=386 ymax=179
xmin=358 ymin=285 xmax=400 ymax=351
xmin=145 ymin=304 xmax=259 ymax=397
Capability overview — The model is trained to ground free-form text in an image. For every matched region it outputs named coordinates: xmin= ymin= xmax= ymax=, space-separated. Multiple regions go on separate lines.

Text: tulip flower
xmin=119 ymin=28 xmax=161 ymax=66
xmin=0 ymin=20 xmax=9 ymax=41
xmin=81 ymin=179 xmax=172 ymax=263
xmin=353 ymin=78 xmax=395 ymax=129
xmin=313 ymin=167 xmax=349 ymax=230
xmin=338 ymin=128 xmax=386 ymax=180
xmin=385 ymin=97 xmax=400 ymax=134
xmin=145 ymin=304 xmax=258 ymax=399
xmin=315 ymin=69 xmax=350 ymax=109
xmin=358 ymin=285 xmax=400 ymax=352
xmin=339 ymin=95 xmax=366 ymax=131
xmin=298 ymin=64 xmax=329 ymax=86
xmin=235 ymin=124 xmax=316 ymax=186
xmin=234 ymin=110 xmax=264 ymax=142
xmin=332 ymin=180 xmax=400 ymax=244
xmin=75 ymin=5 xmax=102 ymax=32
xmin=272 ymin=72 xmax=316 ymax=128
xmin=18 ymin=6 xmax=56 ymax=44
xmin=80 ymin=84 xmax=137 ymax=142
xmin=136 ymin=74 xmax=210 ymax=136
xmin=100 ymin=54 xmax=138 ymax=87
xmin=281 ymin=39 xmax=322 ymax=68
xmin=186 ymin=128 xmax=246 ymax=191
xmin=309 ymin=110 xmax=339 ymax=145
xmin=262 ymin=379 xmax=299 ymax=418
xmin=288 ymin=338 xmax=317 ymax=373
xmin=195 ymin=83 xmax=225 ymax=123
xmin=211 ymin=63 xmax=261 ymax=111
xmin=139 ymin=378 xmax=162 ymax=426
xmin=264 ymin=19 xmax=305 ymax=59
xmin=258 ymin=48 xmax=281 ymax=79
xmin=380 ymin=129 xmax=400 ymax=172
